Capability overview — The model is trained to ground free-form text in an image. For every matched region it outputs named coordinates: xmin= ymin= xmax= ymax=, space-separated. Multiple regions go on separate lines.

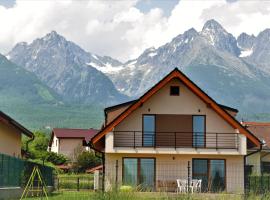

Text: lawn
xmin=22 ymin=191 xmax=267 ymax=200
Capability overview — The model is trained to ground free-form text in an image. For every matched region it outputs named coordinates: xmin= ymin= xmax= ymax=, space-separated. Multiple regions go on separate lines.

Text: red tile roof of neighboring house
xmin=85 ymin=165 xmax=103 ymax=173
xmin=242 ymin=122 xmax=270 ymax=149
xmin=49 ymin=128 xmax=99 ymax=147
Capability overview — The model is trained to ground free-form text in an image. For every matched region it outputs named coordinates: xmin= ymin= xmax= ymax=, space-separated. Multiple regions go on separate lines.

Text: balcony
xmin=113 ymin=131 xmax=239 ymax=149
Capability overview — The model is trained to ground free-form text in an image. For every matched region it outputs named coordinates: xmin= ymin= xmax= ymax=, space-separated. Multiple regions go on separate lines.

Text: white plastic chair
xmin=176 ymin=179 xmax=187 ymax=193
xmin=189 ymin=179 xmax=202 ymax=193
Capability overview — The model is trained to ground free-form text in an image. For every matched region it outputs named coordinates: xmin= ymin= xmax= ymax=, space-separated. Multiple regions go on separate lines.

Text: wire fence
xmin=105 ymin=159 xmax=245 ymax=194
xmin=0 ymin=153 xmax=54 ymax=188
xmin=55 ymin=175 xmax=95 ymax=191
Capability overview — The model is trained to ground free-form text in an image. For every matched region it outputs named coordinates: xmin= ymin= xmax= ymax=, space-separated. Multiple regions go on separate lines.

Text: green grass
xmin=21 ymin=191 xmax=270 ymax=200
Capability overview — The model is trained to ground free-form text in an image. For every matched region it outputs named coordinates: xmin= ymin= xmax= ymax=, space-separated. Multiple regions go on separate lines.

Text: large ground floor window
xmin=122 ymin=158 xmax=155 ymax=190
xmin=192 ymin=159 xmax=226 ymax=192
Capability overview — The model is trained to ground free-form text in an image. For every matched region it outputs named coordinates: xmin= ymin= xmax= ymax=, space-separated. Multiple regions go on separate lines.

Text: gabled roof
xmin=49 ymin=128 xmax=99 ymax=146
xmin=91 ymin=68 xmax=261 ymax=147
xmin=0 ymin=111 xmax=33 ymax=138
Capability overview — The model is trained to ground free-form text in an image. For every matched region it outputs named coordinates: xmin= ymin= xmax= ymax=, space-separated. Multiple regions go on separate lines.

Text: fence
xmin=245 ymin=164 xmax=270 ymax=194
xmin=55 ymin=175 xmax=94 ymax=191
xmin=0 ymin=153 xmax=54 ymax=188
xmin=105 ymin=159 xmax=244 ymax=193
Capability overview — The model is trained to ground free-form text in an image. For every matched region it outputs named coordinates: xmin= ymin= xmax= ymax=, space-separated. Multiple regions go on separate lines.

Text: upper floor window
xmin=170 ymin=86 xmax=180 ymax=96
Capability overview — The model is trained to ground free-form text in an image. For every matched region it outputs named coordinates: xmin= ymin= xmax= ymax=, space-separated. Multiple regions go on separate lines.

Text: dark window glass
xmin=123 ymin=158 xmax=155 ymax=190
xmin=262 ymin=162 xmax=270 ymax=174
xmin=193 ymin=159 xmax=225 ymax=192
xmin=123 ymin=158 xmax=138 ymax=186
xmin=210 ymin=160 xmax=225 ymax=192
xmin=193 ymin=116 xmax=205 ymax=147
xmin=140 ymin=158 xmax=155 ymax=189
xmin=170 ymin=86 xmax=180 ymax=96
xmin=143 ymin=115 xmax=155 ymax=146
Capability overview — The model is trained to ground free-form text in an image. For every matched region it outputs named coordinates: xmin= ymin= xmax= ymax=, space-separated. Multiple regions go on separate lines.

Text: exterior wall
xmin=246 ymin=152 xmax=261 ymax=175
xmin=106 ymin=104 xmax=131 ymax=125
xmin=0 ymin=122 xmax=21 ymax=157
xmin=114 ymin=79 xmax=236 ymax=133
xmin=105 ymin=153 xmax=244 ymax=194
xmin=58 ymin=138 xmax=86 ymax=160
xmin=50 ymin=136 xmax=59 ymax=153
xmin=109 ymin=79 xmax=243 ymax=153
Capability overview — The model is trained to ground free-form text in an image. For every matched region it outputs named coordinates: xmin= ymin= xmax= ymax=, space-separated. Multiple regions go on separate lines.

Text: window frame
xmin=122 ymin=157 xmax=156 ymax=189
xmin=192 ymin=115 xmax=206 ymax=148
xmin=192 ymin=158 xmax=226 ymax=192
xmin=142 ymin=114 xmax=156 ymax=147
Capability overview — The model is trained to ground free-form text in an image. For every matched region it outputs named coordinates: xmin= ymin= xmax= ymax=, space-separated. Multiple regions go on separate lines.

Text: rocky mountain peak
xmin=201 ymin=19 xmax=240 ymax=56
xmin=202 ymin=19 xmax=225 ymax=33
xmin=237 ymin=33 xmax=255 ymax=50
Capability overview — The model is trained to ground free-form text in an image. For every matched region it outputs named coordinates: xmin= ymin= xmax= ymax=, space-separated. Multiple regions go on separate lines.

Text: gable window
xmin=170 ymin=86 xmax=180 ymax=96
xmin=143 ymin=115 xmax=155 ymax=147
xmin=193 ymin=115 xmax=205 ymax=147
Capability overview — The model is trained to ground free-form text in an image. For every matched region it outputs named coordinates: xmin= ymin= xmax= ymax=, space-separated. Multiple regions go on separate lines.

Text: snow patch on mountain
xmin=239 ymin=48 xmax=253 ymax=57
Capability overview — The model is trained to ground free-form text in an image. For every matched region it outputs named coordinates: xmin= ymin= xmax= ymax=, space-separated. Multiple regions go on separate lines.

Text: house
xmin=0 ymin=111 xmax=34 ymax=157
xmin=91 ymin=68 xmax=261 ymax=193
xmin=242 ymin=122 xmax=270 ymax=174
xmin=48 ymin=128 xmax=98 ymax=160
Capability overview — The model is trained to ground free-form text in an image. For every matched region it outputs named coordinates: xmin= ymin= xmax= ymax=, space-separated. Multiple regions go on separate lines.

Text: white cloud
xmin=0 ymin=0 xmax=270 ymax=61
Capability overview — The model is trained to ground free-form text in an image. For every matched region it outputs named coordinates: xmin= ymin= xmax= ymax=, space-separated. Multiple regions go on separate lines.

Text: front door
xmin=123 ymin=158 xmax=155 ymax=190
xmin=193 ymin=159 xmax=226 ymax=192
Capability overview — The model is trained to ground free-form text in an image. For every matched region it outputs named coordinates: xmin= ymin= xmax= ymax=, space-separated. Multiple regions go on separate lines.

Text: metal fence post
xmin=115 ymin=160 xmax=119 ymax=190
xmin=187 ymin=161 xmax=190 ymax=193
xmin=77 ymin=177 xmax=80 ymax=191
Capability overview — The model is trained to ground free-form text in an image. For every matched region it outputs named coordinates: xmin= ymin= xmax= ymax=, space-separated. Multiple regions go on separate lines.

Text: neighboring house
xmin=0 ymin=111 xmax=34 ymax=157
xmin=91 ymin=68 xmax=261 ymax=193
xmin=242 ymin=122 xmax=270 ymax=174
xmin=48 ymin=128 xmax=98 ymax=160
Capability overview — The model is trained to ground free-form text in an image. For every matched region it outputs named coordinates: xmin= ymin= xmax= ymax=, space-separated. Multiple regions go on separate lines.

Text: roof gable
xmin=0 ymin=111 xmax=33 ymax=138
xmin=92 ymin=68 xmax=261 ymax=147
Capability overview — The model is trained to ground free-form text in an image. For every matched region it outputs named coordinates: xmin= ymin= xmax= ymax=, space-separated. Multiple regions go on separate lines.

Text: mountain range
xmin=2 ymin=19 xmax=270 ymax=129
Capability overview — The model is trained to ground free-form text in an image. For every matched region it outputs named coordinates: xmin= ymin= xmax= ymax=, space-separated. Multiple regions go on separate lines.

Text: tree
xmin=74 ymin=151 xmax=101 ymax=172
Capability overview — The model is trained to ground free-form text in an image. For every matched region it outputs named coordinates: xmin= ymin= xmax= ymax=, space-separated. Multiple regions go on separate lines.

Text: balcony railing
xmin=113 ymin=131 xmax=239 ymax=149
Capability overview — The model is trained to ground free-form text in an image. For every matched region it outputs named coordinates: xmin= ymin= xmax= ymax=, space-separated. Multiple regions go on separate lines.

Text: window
xmin=193 ymin=115 xmax=205 ymax=147
xmin=170 ymin=86 xmax=180 ymax=96
xmin=193 ymin=159 xmax=225 ymax=192
xmin=143 ymin=115 xmax=155 ymax=147
xmin=123 ymin=158 xmax=155 ymax=190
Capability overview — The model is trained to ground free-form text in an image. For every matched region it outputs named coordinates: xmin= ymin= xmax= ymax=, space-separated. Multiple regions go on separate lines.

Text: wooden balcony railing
xmin=113 ymin=131 xmax=239 ymax=149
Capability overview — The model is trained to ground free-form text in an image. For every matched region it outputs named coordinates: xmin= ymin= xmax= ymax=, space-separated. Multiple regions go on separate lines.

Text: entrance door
xmin=123 ymin=158 xmax=155 ymax=190
xmin=193 ymin=159 xmax=226 ymax=192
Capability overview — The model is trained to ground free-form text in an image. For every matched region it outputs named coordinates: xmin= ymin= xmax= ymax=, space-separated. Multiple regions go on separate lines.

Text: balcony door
xmin=193 ymin=115 xmax=205 ymax=148
xmin=193 ymin=159 xmax=225 ymax=192
xmin=123 ymin=158 xmax=155 ymax=190
xmin=143 ymin=115 xmax=155 ymax=147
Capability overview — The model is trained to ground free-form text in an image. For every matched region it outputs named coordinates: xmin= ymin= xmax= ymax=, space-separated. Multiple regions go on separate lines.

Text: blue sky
xmin=0 ymin=0 xmax=15 ymax=8
xmin=135 ymin=0 xmax=179 ymax=17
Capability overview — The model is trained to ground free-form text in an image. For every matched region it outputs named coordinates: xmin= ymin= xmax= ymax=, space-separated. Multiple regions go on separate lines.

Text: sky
xmin=0 ymin=0 xmax=270 ymax=62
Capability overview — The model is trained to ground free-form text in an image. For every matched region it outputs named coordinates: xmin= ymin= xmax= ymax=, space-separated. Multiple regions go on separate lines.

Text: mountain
xmin=8 ymin=31 xmax=127 ymax=105
xmin=0 ymin=54 xmax=59 ymax=104
xmin=101 ymin=19 xmax=270 ymax=115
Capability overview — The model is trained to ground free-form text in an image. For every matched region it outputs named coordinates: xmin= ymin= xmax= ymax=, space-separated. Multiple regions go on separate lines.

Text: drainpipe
xmin=89 ymin=142 xmax=105 ymax=192
xmin=25 ymin=135 xmax=35 ymax=159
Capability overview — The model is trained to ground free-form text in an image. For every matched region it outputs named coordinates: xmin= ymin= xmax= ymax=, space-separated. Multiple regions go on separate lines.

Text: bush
xmin=46 ymin=152 xmax=67 ymax=165
xmin=73 ymin=151 xmax=101 ymax=172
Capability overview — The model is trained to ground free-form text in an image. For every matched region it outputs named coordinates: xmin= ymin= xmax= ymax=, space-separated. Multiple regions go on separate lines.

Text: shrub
xmin=46 ymin=152 xmax=67 ymax=165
